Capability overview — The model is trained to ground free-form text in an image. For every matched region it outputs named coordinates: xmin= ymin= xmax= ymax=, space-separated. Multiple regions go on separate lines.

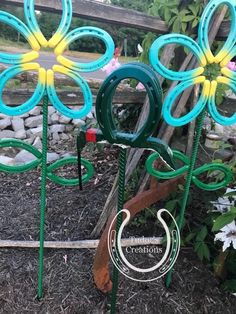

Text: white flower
xmin=211 ymin=188 xmax=236 ymax=213
xmin=215 ymin=221 xmax=236 ymax=252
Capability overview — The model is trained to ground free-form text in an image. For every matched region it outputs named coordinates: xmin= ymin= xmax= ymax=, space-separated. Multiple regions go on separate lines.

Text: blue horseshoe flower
xmin=149 ymin=0 xmax=236 ymax=127
xmin=0 ymin=0 xmax=114 ymax=118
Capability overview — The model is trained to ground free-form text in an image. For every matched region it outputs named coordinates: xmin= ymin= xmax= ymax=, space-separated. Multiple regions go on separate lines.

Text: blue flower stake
xmin=149 ymin=0 xmax=236 ymax=286
xmin=0 ymin=0 xmax=114 ymax=299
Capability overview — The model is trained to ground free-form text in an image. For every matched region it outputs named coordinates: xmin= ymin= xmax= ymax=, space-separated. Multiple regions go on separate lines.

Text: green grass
xmin=0 ymin=37 xmax=30 ymax=51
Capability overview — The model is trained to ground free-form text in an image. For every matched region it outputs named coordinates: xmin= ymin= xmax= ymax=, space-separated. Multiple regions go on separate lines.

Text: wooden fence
xmin=2 ymin=0 xmax=230 ymax=38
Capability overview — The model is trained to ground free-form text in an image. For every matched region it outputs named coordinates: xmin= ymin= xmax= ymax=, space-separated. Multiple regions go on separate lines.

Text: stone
xmin=48 ymin=116 xmax=52 ymax=125
xmin=19 ymin=113 xmax=29 ymax=118
xmin=51 ymin=113 xmax=59 ymax=123
xmin=59 ymin=116 xmax=71 ymax=124
xmin=29 ymin=106 xmax=41 ymax=116
xmin=47 ymin=152 xmax=60 ymax=163
xmin=25 ymin=115 xmax=43 ymax=128
xmin=60 ymin=133 xmax=70 ymax=140
xmin=24 ymin=137 xmax=34 ymax=145
xmin=86 ymin=112 xmax=93 ymax=119
xmin=52 ymin=132 xmax=60 ymax=141
xmin=15 ymin=129 xmax=27 ymax=139
xmin=15 ymin=150 xmax=37 ymax=164
xmin=31 ymin=126 xmax=43 ymax=137
xmin=33 ymin=137 xmax=42 ymax=150
xmin=72 ymin=119 xmax=85 ymax=126
xmin=65 ymin=125 xmax=74 ymax=132
xmin=224 ymin=125 xmax=236 ymax=138
xmin=48 ymin=106 xmax=56 ymax=115
xmin=0 ymin=130 xmax=15 ymax=139
xmin=50 ymin=124 xmax=65 ymax=133
xmin=0 ymin=114 xmax=8 ymax=119
xmin=0 ymin=156 xmax=15 ymax=166
xmin=214 ymin=123 xmax=224 ymax=135
xmin=12 ymin=117 xmax=24 ymax=132
xmin=61 ymin=152 xmax=73 ymax=158
xmin=0 ymin=118 xmax=11 ymax=130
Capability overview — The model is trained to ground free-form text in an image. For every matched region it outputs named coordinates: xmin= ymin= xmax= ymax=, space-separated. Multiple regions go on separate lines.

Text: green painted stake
xmin=110 ymin=147 xmax=127 ymax=314
xmin=166 ymin=109 xmax=206 ymax=287
xmin=37 ymin=94 xmax=49 ymax=299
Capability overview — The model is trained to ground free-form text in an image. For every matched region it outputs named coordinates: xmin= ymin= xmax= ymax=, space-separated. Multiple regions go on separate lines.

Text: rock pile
xmin=0 ymin=106 xmax=96 ymax=166
xmin=0 ymin=106 xmax=95 ymax=143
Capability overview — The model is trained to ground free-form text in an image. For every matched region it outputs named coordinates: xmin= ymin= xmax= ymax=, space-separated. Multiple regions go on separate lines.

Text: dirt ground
xmin=0 ymin=140 xmax=236 ymax=314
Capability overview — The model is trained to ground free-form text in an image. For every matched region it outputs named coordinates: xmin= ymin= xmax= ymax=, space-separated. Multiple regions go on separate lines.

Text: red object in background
xmin=86 ymin=129 xmax=97 ymax=143
xmin=114 ymin=47 xmax=120 ymax=59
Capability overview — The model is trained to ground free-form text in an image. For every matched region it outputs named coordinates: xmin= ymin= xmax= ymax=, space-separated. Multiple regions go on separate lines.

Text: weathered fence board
xmin=2 ymin=89 xmax=146 ymax=105
xmin=2 ymin=0 xmax=230 ymax=38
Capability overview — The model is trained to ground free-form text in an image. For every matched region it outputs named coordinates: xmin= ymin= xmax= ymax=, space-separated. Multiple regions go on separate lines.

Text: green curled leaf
xmin=47 ymin=157 xmax=94 ymax=186
xmin=146 ymin=150 xmax=189 ymax=179
xmin=0 ymin=139 xmax=42 ymax=173
xmin=192 ymin=163 xmax=232 ymax=191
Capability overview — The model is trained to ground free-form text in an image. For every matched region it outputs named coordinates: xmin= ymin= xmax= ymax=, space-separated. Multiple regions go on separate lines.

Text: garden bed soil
xmin=0 ymin=140 xmax=236 ymax=314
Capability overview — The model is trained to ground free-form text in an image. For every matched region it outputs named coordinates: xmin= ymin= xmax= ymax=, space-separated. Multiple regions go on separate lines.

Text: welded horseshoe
xmin=95 ymin=62 xmax=175 ymax=168
xmin=24 ymin=0 xmax=72 ymax=48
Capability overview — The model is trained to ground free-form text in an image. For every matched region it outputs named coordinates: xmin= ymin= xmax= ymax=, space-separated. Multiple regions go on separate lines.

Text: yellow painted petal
xmin=47 ymin=69 xmax=54 ymax=87
xmin=38 ymin=68 xmax=47 ymax=85
xmin=48 ymin=32 xmax=64 ymax=48
xmin=215 ymin=49 xmax=231 ymax=64
xmin=209 ymin=80 xmax=217 ymax=97
xmin=204 ymin=49 xmax=215 ymax=64
xmin=57 ymin=55 xmax=76 ymax=70
xmin=21 ymin=62 xmax=40 ymax=71
xmin=202 ymin=80 xmax=211 ymax=98
xmin=193 ymin=76 xmax=206 ymax=84
xmin=216 ymin=76 xmax=231 ymax=85
xmin=27 ymin=33 xmax=41 ymax=51
xmin=221 ymin=67 xmax=234 ymax=79
xmin=195 ymin=67 xmax=205 ymax=76
xmin=33 ymin=31 xmax=48 ymax=48
xmin=21 ymin=51 xmax=39 ymax=63
xmin=52 ymin=64 xmax=70 ymax=75
xmin=54 ymin=39 xmax=68 ymax=56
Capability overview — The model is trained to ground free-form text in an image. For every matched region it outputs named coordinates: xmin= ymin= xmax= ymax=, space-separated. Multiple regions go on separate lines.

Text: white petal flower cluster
xmin=215 ymin=221 xmax=236 ymax=252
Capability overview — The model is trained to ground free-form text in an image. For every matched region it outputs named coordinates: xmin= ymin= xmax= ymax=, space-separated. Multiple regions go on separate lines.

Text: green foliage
xmin=111 ymin=0 xmax=152 ymax=13
xmin=149 ymin=0 xmax=204 ymax=34
xmin=221 ymin=280 xmax=236 ymax=293
xmin=212 ymin=207 xmax=236 ymax=231
xmin=185 ymin=226 xmax=211 ymax=261
xmin=0 ymin=5 xmax=26 ymax=43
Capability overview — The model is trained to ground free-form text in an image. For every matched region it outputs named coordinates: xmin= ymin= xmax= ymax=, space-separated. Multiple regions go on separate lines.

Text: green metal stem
xmin=166 ymin=109 xmax=206 ymax=287
xmin=110 ymin=147 xmax=127 ymax=314
xmin=37 ymin=95 xmax=49 ymax=299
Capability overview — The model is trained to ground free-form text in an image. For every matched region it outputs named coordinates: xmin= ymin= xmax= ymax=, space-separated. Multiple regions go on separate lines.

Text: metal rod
xmin=165 ymin=109 xmax=206 ymax=287
xmin=37 ymin=94 xmax=49 ymax=300
xmin=77 ymin=149 xmax=83 ymax=191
